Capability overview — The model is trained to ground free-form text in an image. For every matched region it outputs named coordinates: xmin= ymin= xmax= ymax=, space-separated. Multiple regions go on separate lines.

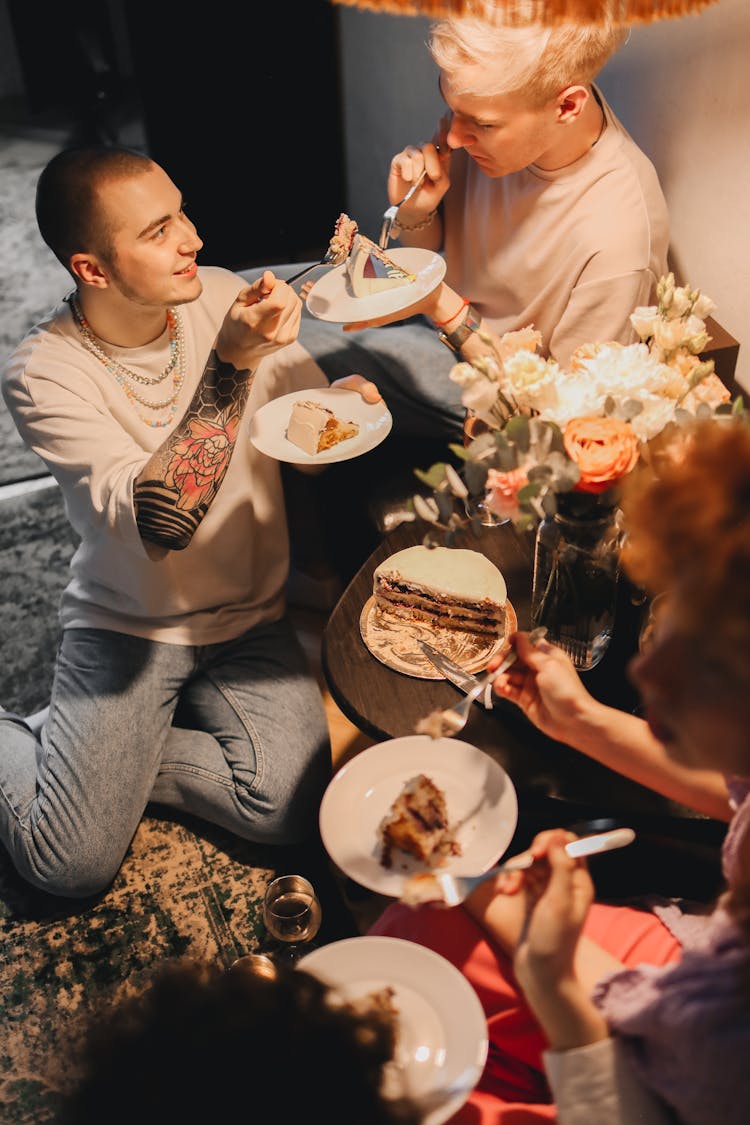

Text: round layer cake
xmin=373 ymin=545 xmax=507 ymax=636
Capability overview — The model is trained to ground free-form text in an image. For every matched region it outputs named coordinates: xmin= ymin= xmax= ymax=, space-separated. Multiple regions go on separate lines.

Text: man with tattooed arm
xmin=0 ymin=146 xmax=375 ymax=898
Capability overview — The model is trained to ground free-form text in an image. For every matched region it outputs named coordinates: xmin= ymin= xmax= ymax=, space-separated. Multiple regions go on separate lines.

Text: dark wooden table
xmin=322 ymin=520 xmax=721 ymax=844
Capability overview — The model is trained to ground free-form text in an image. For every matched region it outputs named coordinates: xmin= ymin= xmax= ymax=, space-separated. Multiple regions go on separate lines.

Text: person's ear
xmin=70 ymin=253 xmax=109 ymax=288
xmin=557 ymin=85 xmax=588 ymax=124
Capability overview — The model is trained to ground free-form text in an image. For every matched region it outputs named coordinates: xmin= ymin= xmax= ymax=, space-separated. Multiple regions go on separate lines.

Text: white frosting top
xmin=286 ymin=399 xmax=332 ymax=455
xmin=374 ymin=546 xmax=507 ymax=604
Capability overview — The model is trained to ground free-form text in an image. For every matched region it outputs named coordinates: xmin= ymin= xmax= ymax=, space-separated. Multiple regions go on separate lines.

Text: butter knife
xmin=418 ymin=641 xmax=484 ymax=695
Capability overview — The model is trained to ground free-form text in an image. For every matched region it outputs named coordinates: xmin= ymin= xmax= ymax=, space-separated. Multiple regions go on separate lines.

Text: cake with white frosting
xmin=346 ymin=233 xmax=416 ymax=298
xmin=287 ymin=399 xmax=359 ymax=455
xmin=373 ymin=545 xmax=507 ymax=636
xmin=378 ymin=773 xmax=460 ymax=870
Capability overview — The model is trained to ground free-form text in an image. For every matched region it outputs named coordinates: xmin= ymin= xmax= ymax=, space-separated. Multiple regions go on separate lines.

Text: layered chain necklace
xmin=68 ymin=293 xmax=186 ymax=429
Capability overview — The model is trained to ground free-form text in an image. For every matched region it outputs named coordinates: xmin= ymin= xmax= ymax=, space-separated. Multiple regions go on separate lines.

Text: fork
xmin=416 ymin=626 xmax=548 ymax=739
xmin=285 ymin=245 xmax=349 ymax=289
xmin=401 ymin=828 xmax=636 ymax=907
xmin=378 ymin=167 xmax=429 ymax=249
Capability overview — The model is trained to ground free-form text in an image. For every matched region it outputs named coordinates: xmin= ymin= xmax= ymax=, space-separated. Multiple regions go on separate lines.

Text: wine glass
xmin=262 ymin=874 xmax=322 ymax=965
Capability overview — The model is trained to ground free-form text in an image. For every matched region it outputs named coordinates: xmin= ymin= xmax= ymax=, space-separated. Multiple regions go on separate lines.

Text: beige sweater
xmin=2 ymin=267 xmax=325 ymax=645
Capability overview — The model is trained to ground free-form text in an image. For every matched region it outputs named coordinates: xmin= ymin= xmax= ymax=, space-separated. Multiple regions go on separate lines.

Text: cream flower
xmin=449 ymin=361 xmax=485 ymax=389
xmin=502 ymin=351 xmax=560 ymax=413
xmin=462 ymin=378 xmax=503 ymax=421
xmin=630 ymin=306 xmax=659 ymax=340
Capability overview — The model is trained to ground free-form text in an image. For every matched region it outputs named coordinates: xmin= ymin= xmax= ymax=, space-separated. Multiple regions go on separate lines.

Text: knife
xmin=418 ymin=641 xmax=486 ymax=696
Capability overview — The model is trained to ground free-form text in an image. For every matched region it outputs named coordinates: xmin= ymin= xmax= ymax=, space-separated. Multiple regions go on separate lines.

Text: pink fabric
xmin=369 ymin=900 xmax=680 ymax=1124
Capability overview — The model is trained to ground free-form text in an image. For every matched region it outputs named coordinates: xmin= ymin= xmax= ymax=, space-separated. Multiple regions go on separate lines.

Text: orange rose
xmin=563 ymin=415 xmax=640 ymax=494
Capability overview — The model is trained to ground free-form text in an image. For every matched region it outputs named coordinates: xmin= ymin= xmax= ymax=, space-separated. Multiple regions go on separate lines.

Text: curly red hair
xmin=620 ymin=418 xmax=750 ymax=648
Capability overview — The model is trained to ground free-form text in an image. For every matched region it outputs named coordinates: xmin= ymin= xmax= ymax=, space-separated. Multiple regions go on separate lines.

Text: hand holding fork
xmin=416 ymin=627 xmax=548 ymax=740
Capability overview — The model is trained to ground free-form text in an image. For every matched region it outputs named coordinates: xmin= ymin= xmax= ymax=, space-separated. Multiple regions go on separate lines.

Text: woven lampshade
xmin=330 ymin=0 xmax=722 ymax=25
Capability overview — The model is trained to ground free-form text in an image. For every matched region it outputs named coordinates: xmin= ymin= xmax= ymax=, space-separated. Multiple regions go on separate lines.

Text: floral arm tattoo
xmin=134 ymin=351 xmax=254 ymax=550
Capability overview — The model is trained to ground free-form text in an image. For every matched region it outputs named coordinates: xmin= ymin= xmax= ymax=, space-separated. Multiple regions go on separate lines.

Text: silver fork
xmin=401 ymin=828 xmax=636 ymax=907
xmin=416 ymin=626 xmax=547 ymax=740
xmin=285 ymin=244 xmax=349 ymax=289
xmin=378 ymin=167 xmax=429 ymax=249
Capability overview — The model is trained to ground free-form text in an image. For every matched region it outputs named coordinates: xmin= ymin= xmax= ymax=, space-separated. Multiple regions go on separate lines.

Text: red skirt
xmin=369 ymin=899 xmax=681 ymax=1123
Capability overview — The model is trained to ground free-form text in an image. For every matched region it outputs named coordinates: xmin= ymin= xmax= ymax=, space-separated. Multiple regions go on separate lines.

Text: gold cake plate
xmin=359 ymin=596 xmax=517 ymax=679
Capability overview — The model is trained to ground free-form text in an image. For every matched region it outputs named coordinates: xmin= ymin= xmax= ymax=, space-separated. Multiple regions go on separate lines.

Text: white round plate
xmin=249 ymin=386 xmax=392 ymax=465
xmin=305 ymin=247 xmax=446 ymax=324
xmin=319 ymin=735 xmax=518 ymax=897
xmin=298 ymin=936 xmax=488 ymax=1124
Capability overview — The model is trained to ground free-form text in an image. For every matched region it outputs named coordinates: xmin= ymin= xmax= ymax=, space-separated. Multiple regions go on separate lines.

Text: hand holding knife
xmin=419 ymin=627 xmax=547 ymax=710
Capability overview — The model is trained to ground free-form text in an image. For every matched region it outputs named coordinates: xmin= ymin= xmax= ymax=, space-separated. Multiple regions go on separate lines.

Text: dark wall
xmin=123 ymin=0 xmax=347 ymax=270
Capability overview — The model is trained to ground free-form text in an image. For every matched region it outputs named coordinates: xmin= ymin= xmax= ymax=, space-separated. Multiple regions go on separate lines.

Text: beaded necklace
xmin=67 ymin=293 xmax=186 ymax=429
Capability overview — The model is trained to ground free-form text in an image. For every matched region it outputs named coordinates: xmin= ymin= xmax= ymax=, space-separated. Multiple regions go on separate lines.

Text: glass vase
xmin=531 ymin=490 xmax=620 ymax=671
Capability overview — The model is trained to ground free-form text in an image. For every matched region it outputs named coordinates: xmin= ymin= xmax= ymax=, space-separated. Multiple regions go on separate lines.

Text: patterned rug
xmin=0 ymin=810 xmax=357 ymax=1123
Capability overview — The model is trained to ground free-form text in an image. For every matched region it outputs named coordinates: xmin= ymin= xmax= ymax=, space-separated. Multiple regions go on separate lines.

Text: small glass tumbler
xmin=262 ymin=874 xmax=322 ymax=966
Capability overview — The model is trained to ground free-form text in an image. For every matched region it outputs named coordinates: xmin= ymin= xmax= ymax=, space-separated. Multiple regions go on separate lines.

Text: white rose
xmin=692 ymin=293 xmax=716 ymax=320
xmin=668 ymin=287 xmax=694 ymax=319
xmin=630 ymin=307 xmax=659 ymax=340
xmin=653 ymin=318 xmax=689 ymax=352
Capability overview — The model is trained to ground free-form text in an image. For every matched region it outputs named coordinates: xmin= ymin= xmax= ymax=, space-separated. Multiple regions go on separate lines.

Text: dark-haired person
xmin=61 ymin=959 xmax=421 ymax=1125
xmin=0 ymin=145 xmax=377 ymax=898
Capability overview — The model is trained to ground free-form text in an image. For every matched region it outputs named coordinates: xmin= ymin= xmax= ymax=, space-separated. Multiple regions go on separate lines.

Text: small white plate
xmin=298 ymin=936 xmax=488 ymax=1124
xmin=305 ymin=247 xmax=446 ymax=324
xmin=319 ymin=735 xmax=518 ymax=897
xmin=249 ymin=386 xmax=392 ymax=465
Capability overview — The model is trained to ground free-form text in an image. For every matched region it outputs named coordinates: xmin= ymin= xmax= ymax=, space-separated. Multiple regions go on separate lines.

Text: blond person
xmin=301 ymin=17 xmax=668 ymax=441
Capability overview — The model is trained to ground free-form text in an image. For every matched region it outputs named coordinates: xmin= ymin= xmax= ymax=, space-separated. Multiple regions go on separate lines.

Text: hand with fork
xmin=384 ymin=114 xmax=452 ymax=248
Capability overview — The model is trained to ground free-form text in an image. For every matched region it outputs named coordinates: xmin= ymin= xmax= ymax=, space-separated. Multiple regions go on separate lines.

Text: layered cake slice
xmin=378 ymin=773 xmax=460 ymax=870
xmin=373 ymin=545 xmax=507 ymax=636
xmin=287 ymin=399 xmax=359 ymax=455
xmin=346 ymin=233 xmax=416 ymax=297
xmin=328 ymin=212 xmax=358 ymax=264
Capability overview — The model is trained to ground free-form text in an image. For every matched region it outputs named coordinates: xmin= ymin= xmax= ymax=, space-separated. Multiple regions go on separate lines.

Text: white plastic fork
xmin=401 ymin=828 xmax=636 ymax=907
xmin=378 ymin=167 xmax=429 ymax=249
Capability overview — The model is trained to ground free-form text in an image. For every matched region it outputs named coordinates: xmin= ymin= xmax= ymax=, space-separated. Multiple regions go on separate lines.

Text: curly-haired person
xmin=372 ymin=417 xmax=750 ymax=1124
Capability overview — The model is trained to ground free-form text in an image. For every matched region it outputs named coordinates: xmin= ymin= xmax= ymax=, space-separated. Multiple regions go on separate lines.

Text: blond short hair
xmin=430 ymin=17 xmax=629 ymax=105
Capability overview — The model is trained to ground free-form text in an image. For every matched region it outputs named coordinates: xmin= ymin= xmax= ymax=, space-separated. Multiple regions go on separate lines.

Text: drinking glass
xmin=262 ymin=875 xmax=322 ymax=965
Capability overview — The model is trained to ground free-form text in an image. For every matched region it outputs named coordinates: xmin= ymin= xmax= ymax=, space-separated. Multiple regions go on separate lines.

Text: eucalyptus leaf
xmin=445 ymin=463 xmax=469 ymax=499
xmin=414 ymin=462 xmax=449 ymax=490
xmin=518 ymin=481 xmax=541 ymax=502
xmin=464 ymin=460 xmax=489 ymax=495
xmin=505 ymin=414 xmax=531 ymax=451
xmin=435 ymin=490 xmax=456 ymax=523
xmin=527 ymin=464 xmax=553 ymax=484
xmin=412 ymin=494 xmax=440 ymax=523
xmin=448 ymin=442 xmax=471 ymax=462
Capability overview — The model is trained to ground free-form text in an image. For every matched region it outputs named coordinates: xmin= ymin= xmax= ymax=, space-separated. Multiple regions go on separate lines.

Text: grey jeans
xmin=0 ymin=616 xmax=330 ymax=898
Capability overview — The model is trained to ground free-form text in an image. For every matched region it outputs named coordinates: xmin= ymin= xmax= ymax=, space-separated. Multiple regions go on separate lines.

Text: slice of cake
xmin=287 ymin=399 xmax=359 ymax=456
xmin=328 ymin=212 xmax=359 ymax=264
xmin=346 ymin=233 xmax=416 ymax=298
xmin=373 ymin=545 xmax=507 ymax=636
xmin=378 ymin=773 xmax=460 ymax=870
